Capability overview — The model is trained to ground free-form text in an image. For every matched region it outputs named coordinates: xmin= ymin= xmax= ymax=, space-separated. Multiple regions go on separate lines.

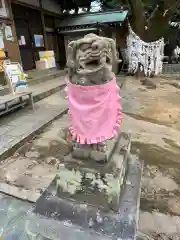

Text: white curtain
xmin=126 ymin=25 xmax=164 ymax=76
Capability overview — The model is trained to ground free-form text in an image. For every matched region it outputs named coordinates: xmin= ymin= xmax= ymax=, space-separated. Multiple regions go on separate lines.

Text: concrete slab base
xmin=0 ymin=153 xmax=142 ymax=240
xmin=56 ymin=132 xmax=131 ymax=211
xmin=25 ymin=153 xmax=143 ymax=240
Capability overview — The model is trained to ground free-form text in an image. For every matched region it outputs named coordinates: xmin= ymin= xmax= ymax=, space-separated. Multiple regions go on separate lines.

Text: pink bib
xmin=67 ymin=75 xmax=122 ymax=144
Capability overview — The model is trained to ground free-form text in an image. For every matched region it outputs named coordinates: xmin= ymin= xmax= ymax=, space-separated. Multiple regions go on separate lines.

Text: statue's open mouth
xmin=77 ymin=53 xmax=112 ymax=74
xmin=86 ymin=59 xmax=100 ymax=69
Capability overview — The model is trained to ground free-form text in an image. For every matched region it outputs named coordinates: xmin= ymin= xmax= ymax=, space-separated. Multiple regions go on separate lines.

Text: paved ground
xmin=120 ymin=77 xmax=180 ymax=239
xmin=0 ymin=114 xmax=70 ymax=202
xmin=0 ymin=89 xmax=68 ymax=239
xmin=1 ymin=75 xmax=180 ymax=239
xmin=25 ymin=68 xmax=65 ymax=82
xmin=0 ymin=91 xmax=67 ymax=160
xmin=0 ymin=193 xmax=32 ymax=239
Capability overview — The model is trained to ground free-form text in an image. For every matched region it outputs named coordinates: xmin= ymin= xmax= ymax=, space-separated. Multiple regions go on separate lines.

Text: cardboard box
xmin=36 ymin=59 xmax=49 ymax=70
xmin=36 ymin=57 xmax=56 ymax=70
xmin=47 ymin=57 xmax=56 ymax=68
xmin=39 ymin=50 xmax=54 ymax=59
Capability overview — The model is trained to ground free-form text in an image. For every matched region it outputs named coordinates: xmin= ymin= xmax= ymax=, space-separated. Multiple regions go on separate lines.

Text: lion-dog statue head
xmin=66 ymin=33 xmax=118 ymax=80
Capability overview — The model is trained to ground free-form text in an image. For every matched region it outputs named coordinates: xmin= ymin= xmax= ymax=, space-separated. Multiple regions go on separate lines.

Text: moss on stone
xmin=56 ymin=166 xmax=121 ymax=210
xmin=56 ymin=167 xmax=82 ymax=195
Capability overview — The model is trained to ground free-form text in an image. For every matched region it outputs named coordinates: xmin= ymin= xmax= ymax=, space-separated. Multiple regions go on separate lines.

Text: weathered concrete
xmin=0 ymin=77 xmax=66 ymax=112
xmin=0 ymin=113 xmax=71 ymax=202
xmin=0 ymin=92 xmax=68 ymax=162
xmin=31 ymin=77 xmax=66 ymax=102
xmin=56 ymin=132 xmax=131 ymax=211
xmin=26 ymin=68 xmax=66 ymax=86
xmin=0 ymin=162 xmax=141 ymax=240
xmin=1 ymin=74 xmax=180 ymax=239
xmin=26 ymin=154 xmax=142 ymax=240
xmin=162 ymin=63 xmax=180 ymax=74
xmin=72 ymin=133 xmax=120 ymax=162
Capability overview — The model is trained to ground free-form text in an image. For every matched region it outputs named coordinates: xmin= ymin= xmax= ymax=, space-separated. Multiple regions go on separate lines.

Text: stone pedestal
xmin=25 ymin=134 xmax=144 ymax=240
xmin=56 ymin=132 xmax=131 ymax=211
xmin=72 ymin=134 xmax=120 ymax=163
xmin=24 ymin=132 xmax=143 ymax=240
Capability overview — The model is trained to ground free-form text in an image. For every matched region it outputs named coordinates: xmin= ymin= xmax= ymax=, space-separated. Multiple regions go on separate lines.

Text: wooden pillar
xmin=39 ymin=0 xmax=48 ymax=49
xmin=3 ymin=1 xmax=22 ymax=62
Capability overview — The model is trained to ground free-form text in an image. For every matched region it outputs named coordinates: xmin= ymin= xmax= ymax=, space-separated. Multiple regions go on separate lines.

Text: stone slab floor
xmin=0 ymin=113 xmax=71 ymax=202
xmin=1 ymin=76 xmax=180 ymax=239
xmin=0 ymin=91 xmax=67 ymax=159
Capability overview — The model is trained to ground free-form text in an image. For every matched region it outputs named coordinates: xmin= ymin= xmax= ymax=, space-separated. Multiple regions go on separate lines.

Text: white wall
xmin=42 ymin=0 xmax=61 ymax=14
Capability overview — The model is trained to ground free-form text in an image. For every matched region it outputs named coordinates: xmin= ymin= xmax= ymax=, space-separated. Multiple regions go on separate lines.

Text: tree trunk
xmin=125 ymin=0 xmax=146 ymax=39
xmin=145 ymin=0 xmax=179 ymax=41
xmin=125 ymin=0 xmax=179 ymax=42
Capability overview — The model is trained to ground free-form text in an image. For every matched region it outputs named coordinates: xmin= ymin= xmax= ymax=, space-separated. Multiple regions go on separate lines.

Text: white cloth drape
xmin=126 ymin=25 xmax=164 ymax=76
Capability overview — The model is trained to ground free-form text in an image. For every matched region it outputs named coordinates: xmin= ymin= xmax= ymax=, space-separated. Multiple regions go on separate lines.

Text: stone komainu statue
xmin=65 ymin=33 xmax=122 ymax=161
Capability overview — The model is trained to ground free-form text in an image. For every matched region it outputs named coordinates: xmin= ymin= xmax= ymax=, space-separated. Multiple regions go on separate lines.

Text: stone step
xmin=26 ymin=68 xmax=66 ymax=86
xmin=0 ymin=85 xmax=9 ymax=96
xmin=0 ymin=92 xmax=68 ymax=161
xmin=0 ymin=78 xmax=66 ymax=114
xmin=161 ymin=73 xmax=180 ymax=81
xmin=32 ymin=81 xmax=66 ymax=103
xmin=162 ymin=63 xmax=180 ymax=74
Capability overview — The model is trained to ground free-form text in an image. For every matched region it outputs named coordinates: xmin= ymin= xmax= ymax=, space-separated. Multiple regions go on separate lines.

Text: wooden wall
xmin=0 ymin=0 xmax=22 ymax=85
xmin=3 ymin=21 xmax=21 ymax=63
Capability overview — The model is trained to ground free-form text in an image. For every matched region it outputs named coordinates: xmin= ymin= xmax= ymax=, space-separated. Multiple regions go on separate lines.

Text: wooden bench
xmin=0 ymin=92 xmax=34 ymax=116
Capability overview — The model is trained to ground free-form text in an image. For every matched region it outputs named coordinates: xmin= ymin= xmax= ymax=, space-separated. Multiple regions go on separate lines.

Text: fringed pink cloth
xmin=67 ymin=75 xmax=122 ymax=144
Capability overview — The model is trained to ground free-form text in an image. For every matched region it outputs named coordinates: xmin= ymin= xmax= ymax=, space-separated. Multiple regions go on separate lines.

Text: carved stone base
xmin=26 ymin=146 xmax=143 ymax=240
xmin=72 ymin=134 xmax=120 ymax=163
xmin=56 ymin=132 xmax=131 ymax=211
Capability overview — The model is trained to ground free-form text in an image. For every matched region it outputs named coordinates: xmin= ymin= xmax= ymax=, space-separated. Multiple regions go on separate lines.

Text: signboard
xmin=18 ymin=36 xmax=26 ymax=46
xmin=5 ymin=26 xmax=13 ymax=41
xmin=21 ymin=35 xmax=26 ymax=45
xmin=3 ymin=62 xmax=28 ymax=94
xmin=0 ymin=30 xmax=4 ymax=48
xmin=34 ymin=34 xmax=44 ymax=47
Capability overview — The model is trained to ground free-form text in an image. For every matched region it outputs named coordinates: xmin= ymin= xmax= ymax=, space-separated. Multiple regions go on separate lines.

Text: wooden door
xmin=14 ymin=18 xmax=35 ymax=70
xmin=12 ymin=4 xmax=35 ymax=70
xmin=58 ymin=34 xmax=66 ymax=69
xmin=28 ymin=8 xmax=45 ymax=62
xmin=12 ymin=4 xmax=44 ymax=71
xmin=46 ymin=33 xmax=56 ymax=51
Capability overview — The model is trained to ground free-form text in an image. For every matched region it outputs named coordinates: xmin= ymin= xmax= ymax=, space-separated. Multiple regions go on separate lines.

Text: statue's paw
xmin=72 ymin=141 xmax=79 ymax=149
xmin=101 ymin=143 xmax=107 ymax=152
xmin=92 ymin=142 xmax=107 ymax=152
xmin=99 ymin=142 xmax=107 ymax=152
xmin=92 ymin=144 xmax=98 ymax=151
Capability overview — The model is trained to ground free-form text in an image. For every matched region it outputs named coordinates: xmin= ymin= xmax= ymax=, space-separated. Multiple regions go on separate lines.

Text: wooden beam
xmin=39 ymin=0 xmax=48 ymax=49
